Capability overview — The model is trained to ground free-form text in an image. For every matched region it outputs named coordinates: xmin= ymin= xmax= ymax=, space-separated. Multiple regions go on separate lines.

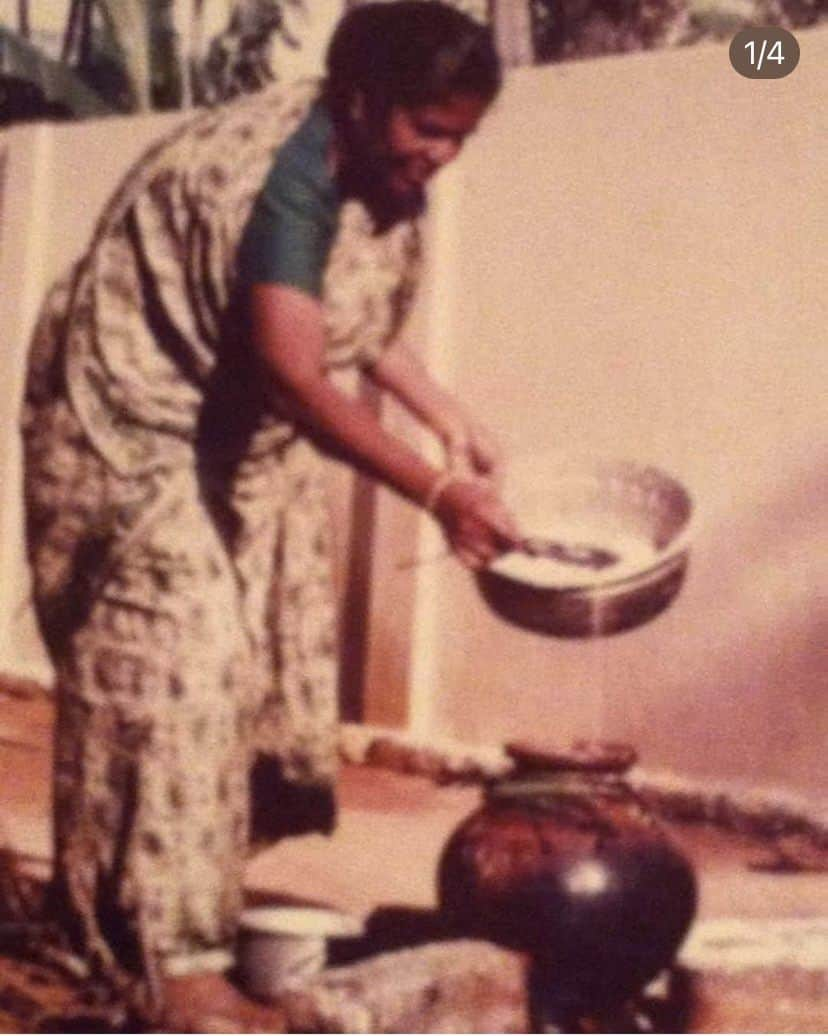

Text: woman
xmin=21 ymin=0 xmax=519 ymax=1015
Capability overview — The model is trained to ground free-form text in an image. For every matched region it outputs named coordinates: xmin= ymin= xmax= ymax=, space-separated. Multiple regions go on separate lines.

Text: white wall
xmin=0 ymin=125 xmax=51 ymax=680
xmin=403 ymin=30 xmax=828 ymax=810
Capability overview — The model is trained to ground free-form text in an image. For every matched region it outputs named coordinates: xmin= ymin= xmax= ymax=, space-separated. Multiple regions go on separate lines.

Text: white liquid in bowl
xmin=490 ymin=527 xmax=661 ymax=589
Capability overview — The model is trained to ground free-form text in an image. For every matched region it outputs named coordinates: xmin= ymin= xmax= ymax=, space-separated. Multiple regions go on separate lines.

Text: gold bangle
xmin=423 ymin=471 xmax=456 ymax=513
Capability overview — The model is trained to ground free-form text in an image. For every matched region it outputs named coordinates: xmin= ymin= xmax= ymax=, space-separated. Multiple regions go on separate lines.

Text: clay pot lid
xmin=505 ymin=739 xmax=638 ymax=775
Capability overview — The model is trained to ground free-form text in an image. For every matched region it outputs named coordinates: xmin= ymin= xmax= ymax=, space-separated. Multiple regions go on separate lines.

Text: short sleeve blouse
xmin=236 ymin=101 xmax=340 ymax=297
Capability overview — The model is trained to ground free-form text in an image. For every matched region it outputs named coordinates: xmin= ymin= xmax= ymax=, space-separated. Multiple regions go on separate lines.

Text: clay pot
xmin=437 ymin=762 xmax=697 ymax=1011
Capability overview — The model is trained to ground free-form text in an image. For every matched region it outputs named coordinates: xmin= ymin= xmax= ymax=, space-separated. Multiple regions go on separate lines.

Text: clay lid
xmin=505 ymin=739 xmax=638 ymax=775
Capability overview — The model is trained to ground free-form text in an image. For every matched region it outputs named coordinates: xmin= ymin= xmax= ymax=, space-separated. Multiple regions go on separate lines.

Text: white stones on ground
xmin=338 ymin=723 xmax=511 ymax=782
xmin=682 ymin=918 xmax=828 ymax=974
xmin=278 ymin=939 xmax=529 ymax=1034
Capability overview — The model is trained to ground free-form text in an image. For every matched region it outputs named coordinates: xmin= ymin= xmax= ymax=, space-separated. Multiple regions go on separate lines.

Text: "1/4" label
xmin=730 ymin=27 xmax=800 ymax=79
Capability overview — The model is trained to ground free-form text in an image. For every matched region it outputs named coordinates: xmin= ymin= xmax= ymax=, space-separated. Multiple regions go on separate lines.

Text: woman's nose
xmin=427 ymin=137 xmax=462 ymax=167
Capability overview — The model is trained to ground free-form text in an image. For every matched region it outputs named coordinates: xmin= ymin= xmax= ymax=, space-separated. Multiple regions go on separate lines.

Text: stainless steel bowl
xmin=475 ymin=457 xmax=694 ymax=638
xmin=477 ymin=549 xmax=690 ymax=637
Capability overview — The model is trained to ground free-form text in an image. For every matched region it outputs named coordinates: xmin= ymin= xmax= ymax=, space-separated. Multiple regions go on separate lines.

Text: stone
xmin=278 ymin=939 xmax=530 ymax=1034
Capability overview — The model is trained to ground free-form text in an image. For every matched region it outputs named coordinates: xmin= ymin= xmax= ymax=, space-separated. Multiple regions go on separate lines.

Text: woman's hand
xmin=432 ymin=477 xmax=521 ymax=569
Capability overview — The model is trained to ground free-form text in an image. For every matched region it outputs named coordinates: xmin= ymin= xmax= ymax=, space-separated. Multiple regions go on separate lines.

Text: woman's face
xmin=336 ymin=90 xmax=491 ymax=229
xmin=383 ymin=92 xmax=490 ymax=200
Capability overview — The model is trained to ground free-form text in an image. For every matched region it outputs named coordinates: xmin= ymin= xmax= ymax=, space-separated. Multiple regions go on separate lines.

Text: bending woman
xmin=21 ymin=0 xmax=519 ymax=1014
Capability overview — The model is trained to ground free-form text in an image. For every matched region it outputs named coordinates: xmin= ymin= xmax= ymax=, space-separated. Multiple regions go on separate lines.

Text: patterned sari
xmin=21 ymin=80 xmax=421 ymax=997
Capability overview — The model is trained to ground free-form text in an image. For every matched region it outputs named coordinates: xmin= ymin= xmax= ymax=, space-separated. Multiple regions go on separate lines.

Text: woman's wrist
xmin=423 ymin=470 xmax=460 ymax=513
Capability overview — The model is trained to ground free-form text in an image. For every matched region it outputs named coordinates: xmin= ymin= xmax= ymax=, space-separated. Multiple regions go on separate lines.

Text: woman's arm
xmin=251 ymin=283 xmax=437 ymax=506
xmin=369 ymin=339 xmax=506 ymax=484
xmin=249 ymin=283 xmax=520 ymax=566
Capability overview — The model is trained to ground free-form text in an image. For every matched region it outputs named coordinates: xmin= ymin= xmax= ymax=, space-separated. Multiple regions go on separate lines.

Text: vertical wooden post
xmin=337 ymin=381 xmax=381 ymax=722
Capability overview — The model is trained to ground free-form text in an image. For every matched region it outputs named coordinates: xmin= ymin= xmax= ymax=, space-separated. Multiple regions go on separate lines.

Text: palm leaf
xmin=96 ymin=0 xmax=152 ymax=109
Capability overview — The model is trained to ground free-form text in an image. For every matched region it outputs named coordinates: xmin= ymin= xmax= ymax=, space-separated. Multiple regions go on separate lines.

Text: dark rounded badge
xmin=730 ymin=27 xmax=800 ymax=79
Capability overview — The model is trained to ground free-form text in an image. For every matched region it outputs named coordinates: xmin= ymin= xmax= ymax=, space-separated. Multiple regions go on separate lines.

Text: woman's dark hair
xmin=324 ymin=1 xmax=501 ymax=129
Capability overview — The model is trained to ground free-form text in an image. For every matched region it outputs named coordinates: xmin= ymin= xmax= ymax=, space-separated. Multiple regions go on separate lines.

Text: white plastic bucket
xmin=236 ymin=906 xmax=363 ymax=1000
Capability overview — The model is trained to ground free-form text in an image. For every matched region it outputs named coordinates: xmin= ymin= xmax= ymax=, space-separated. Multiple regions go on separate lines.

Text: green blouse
xmin=237 ymin=100 xmax=340 ymax=297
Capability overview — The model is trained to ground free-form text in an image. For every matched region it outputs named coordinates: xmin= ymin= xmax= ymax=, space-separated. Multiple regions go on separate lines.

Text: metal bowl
xmin=476 ymin=457 xmax=694 ymax=638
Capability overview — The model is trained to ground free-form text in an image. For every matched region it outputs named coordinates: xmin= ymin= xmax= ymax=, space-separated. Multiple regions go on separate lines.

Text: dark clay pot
xmin=437 ymin=767 xmax=697 ymax=1011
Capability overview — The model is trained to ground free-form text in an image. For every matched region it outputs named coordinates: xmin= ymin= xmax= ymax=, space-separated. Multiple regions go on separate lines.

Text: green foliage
xmin=2 ymin=0 xmax=307 ymax=121
xmin=528 ymin=0 xmax=828 ymax=63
